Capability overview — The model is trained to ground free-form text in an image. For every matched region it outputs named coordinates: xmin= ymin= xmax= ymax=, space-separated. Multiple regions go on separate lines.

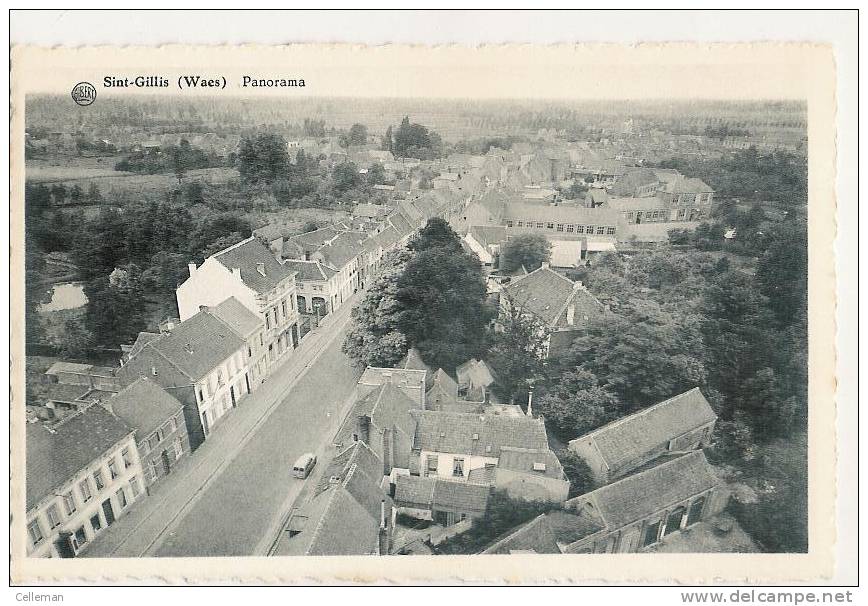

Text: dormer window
xmin=533 ymin=462 xmax=547 ymax=473
xmin=472 ymin=433 xmax=479 ymax=440
xmin=151 ymin=366 xmax=158 ymax=376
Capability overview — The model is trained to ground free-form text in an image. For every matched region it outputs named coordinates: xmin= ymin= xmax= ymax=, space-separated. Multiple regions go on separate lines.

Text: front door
xmin=230 ymin=385 xmax=237 ymax=407
xmin=245 ymin=373 xmax=252 ymax=394
xmin=102 ymin=499 xmax=116 ymax=526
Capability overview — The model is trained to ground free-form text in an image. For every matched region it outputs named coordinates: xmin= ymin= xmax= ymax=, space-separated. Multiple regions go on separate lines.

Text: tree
xmin=237 ymin=132 xmax=290 ymax=184
xmin=396 ymin=244 xmax=492 ymax=371
xmin=499 ymin=233 xmax=552 ymax=273
xmin=488 ymin=295 xmax=549 ymax=403
xmin=69 ymin=184 xmax=84 ymax=205
xmin=381 ymin=125 xmax=393 ymax=153
xmin=755 ymin=221 xmax=807 ymax=326
xmin=558 ymin=449 xmax=596 ymax=498
xmin=535 ymin=369 xmax=622 ymax=440
xmin=50 ymin=184 xmax=67 ymax=206
xmin=331 ymin=162 xmax=361 ymax=193
xmin=57 ymin=317 xmax=95 ymax=358
xmin=563 ymin=181 xmax=589 ymax=200
xmin=392 ymin=116 xmax=444 ymax=160
xmin=366 ymin=162 xmax=386 ymax=185
xmin=343 ymin=249 xmax=412 ymax=368
xmin=86 ymin=182 xmax=102 ymax=204
xmin=83 ymin=270 xmax=147 ymax=348
xmin=301 ymin=220 xmax=319 ymax=233
xmin=408 ymin=217 xmax=462 ymax=254
xmin=347 ymin=123 xmax=368 ymax=146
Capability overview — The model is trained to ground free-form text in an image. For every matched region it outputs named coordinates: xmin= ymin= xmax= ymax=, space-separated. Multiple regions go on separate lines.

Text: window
xmin=452 ymin=457 xmax=465 ymax=477
xmin=130 ymin=476 xmax=141 ymax=498
xmin=198 ymin=387 xmax=204 ymax=403
xmin=546 ymin=222 xmax=555 ymax=229
xmin=575 ymin=225 xmax=583 ymax=234
xmin=73 ymin=526 xmax=87 ymax=550
xmin=169 ymin=416 xmax=178 ymax=433
xmin=556 ymin=223 xmax=564 ymax=232
xmin=426 ymin=455 xmax=438 ymax=476
xmin=265 ymin=313 xmax=271 ymax=330
xmin=174 ymin=436 xmax=184 ymax=459
xmin=259 ymin=333 xmax=264 ymax=347
xmin=121 ymin=447 xmax=132 ymax=469
xmin=90 ymin=514 xmax=102 ymax=534
xmin=108 ymin=459 xmax=119 ymax=480
xmin=282 ymin=300 xmax=288 ymax=318
xmin=607 ymin=227 xmax=616 ymax=235
xmin=116 ymin=488 xmax=128 ymax=509
xmin=536 ymin=222 xmax=544 ymax=229
xmin=686 ymin=496 xmax=706 ymax=526
xmin=93 ymin=469 xmax=105 ymax=491
xmin=216 ymin=370 xmax=224 ymax=387
xmin=665 ymin=506 xmax=686 ymax=536
xmin=586 ymin=226 xmax=595 ymax=234
xmin=27 ymin=519 xmax=44 ymax=546
xmin=517 ymin=221 xmax=524 ymax=227
xmin=147 ymin=434 xmax=159 ymax=451
xmin=642 ymin=520 xmax=661 ymax=547
xmin=506 ymin=220 xmax=514 ymax=227
xmin=596 ymin=227 xmax=605 ymax=235
xmin=62 ymin=491 xmax=76 ymax=515
xmin=79 ymin=479 xmax=92 ymax=503
xmin=247 ymin=347 xmax=253 ymax=358
xmin=148 ymin=459 xmax=159 ymax=482
xmin=46 ymin=504 xmax=61 ymax=529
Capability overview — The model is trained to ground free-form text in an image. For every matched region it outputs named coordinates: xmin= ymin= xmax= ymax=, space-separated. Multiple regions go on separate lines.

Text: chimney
xmin=540 ymin=262 xmax=550 ymax=270
xmin=566 ymin=304 xmax=575 ymax=326
xmin=358 ymin=416 xmax=370 ymax=444
xmin=256 ymin=262 xmax=266 ymax=277
xmin=231 ymin=267 xmax=242 ymax=280
xmin=188 ymin=262 xmax=197 ymax=277
xmin=380 ymin=499 xmax=386 ymax=530
xmin=527 ymin=386 xmax=534 ymax=417
xmin=199 ymin=305 xmax=209 ymax=313
xmin=573 ymin=280 xmax=584 ymax=290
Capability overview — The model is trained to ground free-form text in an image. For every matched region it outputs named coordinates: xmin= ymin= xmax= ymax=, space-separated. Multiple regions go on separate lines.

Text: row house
xmin=499 ymin=264 xmax=605 ymax=358
xmin=481 ymin=451 xmax=727 ymax=554
xmin=117 ymin=308 xmax=253 ymax=451
xmin=26 ymin=405 xmax=144 ymax=558
xmin=568 ymin=388 xmax=718 ymax=484
xmin=177 ymin=237 xmax=301 ymax=370
xmin=283 ymin=259 xmax=340 ymax=317
xmin=103 ymin=377 xmax=190 ymax=490
xmin=393 ymin=474 xmax=491 ymax=527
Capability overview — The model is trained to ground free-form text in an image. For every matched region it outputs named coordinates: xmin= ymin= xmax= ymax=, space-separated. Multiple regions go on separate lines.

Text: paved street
xmin=84 ymin=294 xmax=363 ymax=558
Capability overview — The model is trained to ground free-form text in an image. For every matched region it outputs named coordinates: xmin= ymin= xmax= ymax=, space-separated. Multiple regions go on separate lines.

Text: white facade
xmin=420 ymin=449 xmax=498 ymax=481
xmin=192 ymin=348 xmax=251 ymax=438
xmin=26 ymin=433 xmax=144 ymax=558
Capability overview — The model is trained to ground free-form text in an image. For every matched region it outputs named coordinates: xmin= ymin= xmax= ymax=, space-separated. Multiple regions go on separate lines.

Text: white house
xmin=177 ymin=237 xmax=301 ymax=370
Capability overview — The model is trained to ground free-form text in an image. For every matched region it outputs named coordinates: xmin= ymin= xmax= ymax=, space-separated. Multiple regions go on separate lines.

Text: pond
xmin=38 ymin=282 xmax=88 ymax=312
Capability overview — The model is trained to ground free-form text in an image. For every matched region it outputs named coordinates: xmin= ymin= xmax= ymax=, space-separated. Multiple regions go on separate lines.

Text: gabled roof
xmin=412 ymin=410 xmax=550 ymax=458
xmin=503 ymin=266 xmax=603 ymax=328
xmin=45 ymin=362 xmax=93 ymax=376
xmin=482 ymin=510 xmax=606 ymax=554
xmin=359 ymin=367 xmax=427 ymax=390
xmin=468 ymin=225 xmax=508 ymax=249
xmin=568 ymin=388 xmax=717 ymax=470
xmin=44 ymin=383 xmax=91 ymax=404
xmin=285 ymin=442 xmax=388 ymax=556
xmin=107 ymin=377 xmax=184 ymax=441
xmin=574 ymin=451 xmax=720 ymax=529
xmin=455 ymin=359 xmax=496 ymax=389
xmin=126 ymin=332 xmax=161 ymax=360
xmin=27 ymin=405 xmax=134 ymax=510
xmin=282 ymin=226 xmax=341 ymax=259
xmin=282 ymin=259 xmax=336 ymax=282
xmin=128 ymin=310 xmax=246 ymax=382
xmin=394 ymin=475 xmax=490 ymax=513
xmin=314 ymin=231 xmax=368 ymax=270
xmin=212 ymin=237 xmax=296 ymax=294
xmin=608 ymin=167 xmax=660 ymax=196
xmin=334 ymin=383 xmax=419 ymax=447
xmin=373 ymin=225 xmax=401 ymax=250
xmin=206 ymin=296 xmax=263 ymax=339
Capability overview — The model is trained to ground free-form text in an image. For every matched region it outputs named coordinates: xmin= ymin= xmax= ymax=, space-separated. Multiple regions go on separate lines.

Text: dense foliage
xmin=115 ymin=139 xmax=217 ymax=177
xmin=384 ymin=116 xmax=445 ymax=160
xmin=499 ymin=233 xmax=552 ymax=274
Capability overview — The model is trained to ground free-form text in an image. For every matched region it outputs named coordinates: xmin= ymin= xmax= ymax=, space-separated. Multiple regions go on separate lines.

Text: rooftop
xmin=106 ymin=377 xmax=184 ymax=442
xmin=412 ymin=410 xmax=550 ymax=458
xmin=27 ymin=405 xmax=134 ymax=511
xmin=205 ymin=296 xmax=263 ymax=339
xmin=212 ymin=237 xmax=297 ymax=294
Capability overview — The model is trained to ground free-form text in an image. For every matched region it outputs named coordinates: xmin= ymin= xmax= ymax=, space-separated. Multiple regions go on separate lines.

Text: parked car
xmin=292 ymin=453 xmax=317 ymax=479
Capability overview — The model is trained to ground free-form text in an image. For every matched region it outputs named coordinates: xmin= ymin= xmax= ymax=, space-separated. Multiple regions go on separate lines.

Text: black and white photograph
xmin=8 ymin=10 xmax=854 ymax=589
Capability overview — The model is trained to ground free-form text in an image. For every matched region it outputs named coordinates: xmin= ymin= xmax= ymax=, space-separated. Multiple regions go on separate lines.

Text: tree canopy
xmin=499 ymin=233 xmax=552 ymax=273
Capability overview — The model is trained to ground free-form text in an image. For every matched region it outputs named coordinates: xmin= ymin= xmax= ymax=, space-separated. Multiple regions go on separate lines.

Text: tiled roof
xmin=401 ymin=348 xmax=431 ymax=372
xmin=127 ymin=332 xmax=161 ymax=359
xmin=287 ymin=442 xmax=388 ymax=556
xmin=107 ymin=377 xmax=183 ymax=442
xmin=335 ymin=383 xmax=419 ymax=448
xmin=206 ymin=296 xmax=263 ymax=338
xmin=482 ymin=510 xmax=606 ymax=554
xmin=45 ymin=383 xmax=91 ymax=403
xmin=569 ymin=388 xmax=717 ymax=470
xmin=577 ymin=451 xmax=720 ymax=528
xmin=605 ymin=196 xmax=669 ymax=212
xmin=359 ymin=367 xmax=427 ymax=390
xmin=497 ymin=447 xmax=564 ymax=479
xmin=608 ymin=168 xmax=660 ymax=196
xmin=412 ymin=410 xmax=550 ymax=457
xmin=455 ymin=359 xmax=495 ymax=389
xmin=282 ymin=259 xmax=336 ymax=282
xmin=387 ymin=211 xmax=415 ymax=239
xmin=315 ymin=231 xmax=368 ymax=269
xmin=213 ymin=237 xmax=296 ymax=294
xmin=45 ymin=362 xmax=93 ymax=376
xmin=504 ymin=202 xmax=621 ymax=226
xmin=503 ymin=266 xmax=602 ymax=327
xmin=132 ymin=310 xmax=246 ymax=382
xmin=394 ymin=475 xmax=490 ymax=513
xmin=353 ymin=202 xmax=388 ymax=218
xmin=468 ymin=225 xmax=508 ymax=248
xmin=373 ymin=225 xmax=401 ymax=250
xmin=26 ymin=405 xmax=134 ymax=510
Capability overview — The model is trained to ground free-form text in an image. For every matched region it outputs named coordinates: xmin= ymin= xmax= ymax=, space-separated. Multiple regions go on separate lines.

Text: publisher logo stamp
xmin=71 ymin=82 xmax=97 ymax=106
